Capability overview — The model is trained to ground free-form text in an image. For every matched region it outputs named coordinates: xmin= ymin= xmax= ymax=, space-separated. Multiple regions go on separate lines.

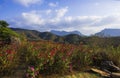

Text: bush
xmin=71 ymin=48 xmax=92 ymax=71
xmin=0 ymin=46 xmax=17 ymax=75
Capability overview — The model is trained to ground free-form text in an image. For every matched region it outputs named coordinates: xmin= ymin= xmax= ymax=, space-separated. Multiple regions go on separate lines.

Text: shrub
xmin=71 ymin=49 xmax=92 ymax=71
xmin=0 ymin=46 xmax=17 ymax=75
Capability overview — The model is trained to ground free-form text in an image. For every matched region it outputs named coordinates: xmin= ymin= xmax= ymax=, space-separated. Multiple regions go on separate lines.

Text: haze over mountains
xmin=50 ymin=30 xmax=83 ymax=36
xmin=11 ymin=28 xmax=120 ymax=37
xmin=96 ymin=29 xmax=120 ymax=37
xmin=10 ymin=27 xmax=120 ymax=44
xmin=10 ymin=28 xmax=83 ymax=44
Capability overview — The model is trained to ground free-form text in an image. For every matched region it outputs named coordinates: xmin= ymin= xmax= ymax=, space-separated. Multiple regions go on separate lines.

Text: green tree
xmin=0 ymin=20 xmax=18 ymax=44
xmin=0 ymin=20 xmax=9 ymax=28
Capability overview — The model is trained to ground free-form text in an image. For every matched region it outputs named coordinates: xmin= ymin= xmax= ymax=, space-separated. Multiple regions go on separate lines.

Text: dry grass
xmin=39 ymin=72 xmax=101 ymax=78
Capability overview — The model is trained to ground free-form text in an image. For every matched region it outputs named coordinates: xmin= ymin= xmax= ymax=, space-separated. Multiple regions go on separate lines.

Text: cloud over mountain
xmin=9 ymin=7 xmax=120 ymax=35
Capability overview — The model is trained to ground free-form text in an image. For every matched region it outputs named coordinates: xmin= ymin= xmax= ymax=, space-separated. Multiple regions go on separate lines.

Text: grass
xmin=39 ymin=72 xmax=101 ymax=78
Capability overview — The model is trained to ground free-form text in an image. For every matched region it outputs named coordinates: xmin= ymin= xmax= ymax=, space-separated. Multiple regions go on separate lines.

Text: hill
xmin=95 ymin=29 xmax=120 ymax=37
xmin=11 ymin=28 xmax=59 ymax=41
xmin=10 ymin=28 xmax=85 ymax=44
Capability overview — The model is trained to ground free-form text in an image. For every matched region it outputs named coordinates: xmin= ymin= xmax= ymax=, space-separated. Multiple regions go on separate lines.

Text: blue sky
xmin=1 ymin=0 xmax=120 ymax=35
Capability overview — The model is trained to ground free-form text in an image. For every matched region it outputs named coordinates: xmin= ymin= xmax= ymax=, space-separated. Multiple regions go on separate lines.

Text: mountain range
xmin=10 ymin=28 xmax=120 ymax=42
xmin=10 ymin=28 xmax=84 ymax=44
xmin=10 ymin=28 xmax=120 ymax=45
xmin=9 ymin=27 xmax=120 ymax=46
xmin=11 ymin=28 xmax=120 ymax=37
xmin=50 ymin=30 xmax=83 ymax=36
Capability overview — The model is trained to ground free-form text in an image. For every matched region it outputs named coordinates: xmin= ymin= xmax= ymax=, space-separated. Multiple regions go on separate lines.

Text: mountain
xmin=50 ymin=30 xmax=83 ymax=36
xmin=11 ymin=28 xmax=42 ymax=40
xmin=95 ymin=29 xmax=120 ymax=37
xmin=10 ymin=28 xmax=85 ymax=44
xmin=11 ymin=28 xmax=60 ymax=40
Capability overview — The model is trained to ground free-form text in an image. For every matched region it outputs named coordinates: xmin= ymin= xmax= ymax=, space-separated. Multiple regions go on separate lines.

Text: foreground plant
xmin=0 ymin=45 xmax=17 ymax=75
xmin=26 ymin=66 xmax=39 ymax=78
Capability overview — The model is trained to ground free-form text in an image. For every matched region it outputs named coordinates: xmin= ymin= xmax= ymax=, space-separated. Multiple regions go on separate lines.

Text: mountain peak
xmin=95 ymin=29 xmax=120 ymax=37
xmin=50 ymin=30 xmax=83 ymax=36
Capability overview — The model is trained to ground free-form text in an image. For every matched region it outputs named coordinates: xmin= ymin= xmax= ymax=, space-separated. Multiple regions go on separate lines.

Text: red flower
xmin=50 ymin=48 xmax=56 ymax=57
xmin=6 ymin=49 xmax=12 ymax=54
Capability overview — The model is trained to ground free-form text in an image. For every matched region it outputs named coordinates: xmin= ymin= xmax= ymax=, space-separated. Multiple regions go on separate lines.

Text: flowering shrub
xmin=0 ymin=40 xmax=120 ymax=77
xmin=0 ymin=45 xmax=17 ymax=75
xmin=26 ymin=66 xmax=39 ymax=78
xmin=25 ymin=41 xmax=93 ymax=75
xmin=40 ymin=49 xmax=71 ymax=75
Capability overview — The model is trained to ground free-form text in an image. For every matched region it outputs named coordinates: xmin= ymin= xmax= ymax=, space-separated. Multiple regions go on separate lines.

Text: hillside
xmin=10 ymin=28 xmax=84 ymax=44
xmin=95 ymin=29 xmax=120 ymax=37
xmin=10 ymin=28 xmax=120 ymax=46
xmin=11 ymin=28 xmax=41 ymax=40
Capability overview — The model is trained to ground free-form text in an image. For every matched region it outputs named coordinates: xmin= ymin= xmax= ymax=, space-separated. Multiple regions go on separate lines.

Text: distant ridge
xmin=95 ymin=29 xmax=120 ymax=37
xmin=11 ymin=28 xmax=42 ymax=40
xmin=50 ymin=30 xmax=83 ymax=36
xmin=11 ymin=28 xmax=120 ymax=37
xmin=8 ymin=28 xmax=120 ymax=45
xmin=10 ymin=28 xmax=84 ymax=44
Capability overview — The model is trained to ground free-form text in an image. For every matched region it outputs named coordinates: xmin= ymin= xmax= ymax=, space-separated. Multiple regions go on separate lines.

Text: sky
xmin=1 ymin=0 xmax=120 ymax=35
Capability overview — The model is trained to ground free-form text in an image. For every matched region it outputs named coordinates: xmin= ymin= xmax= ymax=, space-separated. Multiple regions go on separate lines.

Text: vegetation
xmin=0 ymin=21 xmax=19 ymax=46
xmin=0 ymin=20 xmax=9 ymax=28
xmin=0 ymin=21 xmax=120 ymax=78
xmin=0 ymin=39 xmax=120 ymax=77
xmin=11 ymin=28 xmax=120 ymax=47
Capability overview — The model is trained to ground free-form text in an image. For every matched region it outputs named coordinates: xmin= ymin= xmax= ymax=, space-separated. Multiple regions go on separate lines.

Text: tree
xmin=0 ymin=20 xmax=18 ymax=45
xmin=0 ymin=20 xmax=9 ymax=28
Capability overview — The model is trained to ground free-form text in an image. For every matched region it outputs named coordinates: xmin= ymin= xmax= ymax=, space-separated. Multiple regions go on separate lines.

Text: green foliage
xmin=91 ymin=46 xmax=120 ymax=67
xmin=0 ymin=46 xmax=17 ymax=75
xmin=71 ymin=46 xmax=93 ymax=71
xmin=40 ymin=50 xmax=70 ymax=75
xmin=26 ymin=66 xmax=39 ymax=78
xmin=0 ymin=36 xmax=120 ymax=77
xmin=92 ymin=51 xmax=109 ymax=66
xmin=64 ymin=34 xmax=81 ymax=44
xmin=0 ymin=27 xmax=19 ymax=39
xmin=106 ymin=46 xmax=120 ymax=67
xmin=0 ymin=21 xmax=19 ymax=42
xmin=0 ymin=20 xmax=9 ymax=28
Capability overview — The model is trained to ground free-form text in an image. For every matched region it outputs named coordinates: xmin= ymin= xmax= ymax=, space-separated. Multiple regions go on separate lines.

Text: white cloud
xmin=50 ymin=7 xmax=68 ymax=23
xmin=22 ymin=11 xmax=44 ymax=25
xmin=46 ymin=9 xmax=52 ymax=15
xmin=49 ymin=2 xmax=58 ymax=7
xmin=56 ymin=7 xmax=68 ymax=18
xmin=14 ymin=0 xmax=43 ymax=7
xmin=10 ymin=7 xmax=120 ymax=35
